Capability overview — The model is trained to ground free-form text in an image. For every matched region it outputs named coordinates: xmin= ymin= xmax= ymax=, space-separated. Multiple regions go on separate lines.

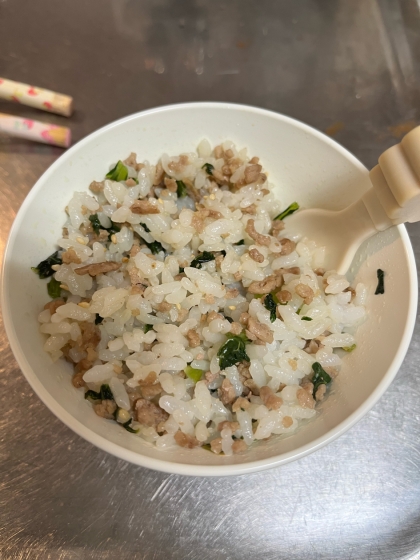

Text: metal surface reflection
xmin=1 ymin=1 xmax=420 ymax=558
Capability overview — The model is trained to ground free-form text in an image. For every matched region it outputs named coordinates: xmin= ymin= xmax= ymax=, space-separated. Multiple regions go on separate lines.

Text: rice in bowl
xmin=34 ymin=140 xmax=366 ymax=455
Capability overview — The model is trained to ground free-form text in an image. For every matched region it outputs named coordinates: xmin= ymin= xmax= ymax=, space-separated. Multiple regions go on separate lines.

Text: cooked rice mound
xmin=37 ymin=140 xmax=367 ymax=455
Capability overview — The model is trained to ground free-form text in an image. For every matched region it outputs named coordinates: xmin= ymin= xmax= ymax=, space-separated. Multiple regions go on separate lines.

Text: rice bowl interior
xmin=2 ymin=103 xmax=417 ymax=475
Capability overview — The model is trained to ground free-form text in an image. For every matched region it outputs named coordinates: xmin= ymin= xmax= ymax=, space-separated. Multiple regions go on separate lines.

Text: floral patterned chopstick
xmin=0 ymin=113 xmax=71 ymax=148
xmin=0 ymin=77 xmax=73 ymax=117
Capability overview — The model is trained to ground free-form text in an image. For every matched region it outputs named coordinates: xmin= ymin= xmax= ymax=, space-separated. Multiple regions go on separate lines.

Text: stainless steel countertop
xmin=1 ymin=1 xmax=420 ymax=558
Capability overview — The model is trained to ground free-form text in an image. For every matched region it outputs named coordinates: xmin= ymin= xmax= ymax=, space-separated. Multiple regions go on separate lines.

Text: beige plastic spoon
xmin=284 ymin=125 xmax=420 ymax=275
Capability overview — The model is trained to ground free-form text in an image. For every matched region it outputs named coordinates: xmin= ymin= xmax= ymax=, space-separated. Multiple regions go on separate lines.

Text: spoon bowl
xmin=286 ymin=125 xmax=420 ymax=274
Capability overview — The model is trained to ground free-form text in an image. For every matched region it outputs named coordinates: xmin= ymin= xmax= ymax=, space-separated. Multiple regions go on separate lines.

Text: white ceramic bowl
xmin=2 ymin=103 xmax=417 ymax=476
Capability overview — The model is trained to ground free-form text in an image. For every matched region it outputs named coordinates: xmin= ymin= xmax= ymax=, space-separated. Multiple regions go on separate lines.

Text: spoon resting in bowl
xmin=284 ymin=125 xmax=420 ymax=275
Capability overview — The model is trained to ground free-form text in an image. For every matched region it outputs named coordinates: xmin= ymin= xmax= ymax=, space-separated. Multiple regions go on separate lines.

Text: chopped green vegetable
xmin=107 ymin=223 xmax=120 ymax=240
xmin=264 ymin=293 xmax=277 ymax=322
xmin=296 ymin=304 xmax=304 ymax=315
xmin=201 ymin=443 xmax=223 ymax=454
xmin=145 ymin=240 xmax=164 ymax=255
xmin=100 ymin=384 xmax=114 ymax=401
xmin=95 ymin=314 xmax=103 ymax=325
xmin=89 ymin=213 xmax=102 ymax=235
xmin=185 ymin=365 xmax=204 ymax=383
xmin=217 ymin=332 xmax=250 ymax=370
xmin=144 ymin=324 xmax=153 ymax=334
xmin=122 ymin=419 xmax=139 ymax=433
xmin=131 ymin=177 xmax=139 ymax=185
xmin=274 ymin=202 xmax=300 ymax=221
xmin=47 ymin=277 xmax=62 ymax=299
xmin=234 ymin=240 xmax=245 ymax=246
xmin=84 ymin=389 xmax=101 ymax=401
xmin=106 ymin=160 xmax=128 ymax=182
xmin=89 ymin=214 xmax=121 ymax=240
xmin=202 ymin=163 xmax=214 ymax=175
xmin=190 ymin=251 xmax=215 ymax=269
xmin=85 ymin=385 xmax=114 ymax=403
xmin=342 ymin=344 xmax=356 ymax=352
xmin=137 ymin=224 xmax=164 ymax=254
xmin=176 ymin=180 xmax=187 ymax=198
xmin=31 ymin=251 xmax=62 ymax=279
xmin=301 ymin=316 xmax=313 ymax=321
xmin=85 ymin=385 xmax=114 ymax=402
xmin=375 ymin=269 xmax=385 ymax=295
xmin=311 ymin=362 xmax=332 ymax=397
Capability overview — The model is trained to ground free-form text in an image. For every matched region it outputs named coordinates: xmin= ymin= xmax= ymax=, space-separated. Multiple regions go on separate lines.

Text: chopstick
xmin=0 ymin=113 xmax=71 ymax=148
xmin=0 ymin=77 xmax=73 ymax=117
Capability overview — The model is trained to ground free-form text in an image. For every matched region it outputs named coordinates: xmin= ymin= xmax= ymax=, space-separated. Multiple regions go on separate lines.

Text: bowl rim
xmin=2 ymin=101 xmax=418 ymax=477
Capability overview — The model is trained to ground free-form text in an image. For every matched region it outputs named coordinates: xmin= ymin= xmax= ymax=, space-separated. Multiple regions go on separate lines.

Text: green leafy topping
xmin=311 ymin=362 xmax=332 ymax=397
xmin=107 ymin=223 xmax=120 ymax=240
xmin=122 ymin=419 xmax=139 ymax=433
xmin=184 ymin=365 xmax=204 ymax=383
xmin=264 ymin=293 xmax=277 ymax=323
xmin=84 ymin=384 xmax=114 ymax=402
xmin=375 ymin=269 xmax=385 ymax=295
xmin=31 ymin=251 xmax=62 ymax=279
xmin=130 ymin=178 xmax=139 ymax=185
xmin=342 ymin=344 xmax=356 ymax=352
xmin=202 ymin=443 xmax=223 ymax=454
xmin=176 ymin=180 xmax=187 ymax=198
xmin=201 ymin=443 xmax=223 ymax=454
xmin=301 ymin=316 xmax=313 ymax=321
xmin=234 ymin=239 xmax=245 ymax=246
xmin=274 ymin=202 xmax=300 ymax=221
xmin=106 ymin=160 xmax=128 ymax=182
xmin=144 ymin=324 xmax=153 ymax=334
xmin=217 ymin=332 xmax=250 ymax=370
xmin=202 ymin=163 xmax=214 ymax=175
xmin=95 ymin=314 xmax=103 ymax=325
xmin=138 ymin=224 xmax=164 ymax=254
xmin=84 ymin=389 xmax=101 ymax=401
xmin=190 ymin=251 xmax=215 ymax=269
xmin=85 ymin=384 xmax=114 ymax=403
xmin=89 ymin=213 xmax=102 ymax=234
xmin=100 ymin=384 xmax=114 ymax=401
xmin=47 ymin=277 xmax=62 ymax=299
xmin=89 ymin=214 xmax=121 ymax=240
xmin=145 ymin=240 xmax=164 ymax=255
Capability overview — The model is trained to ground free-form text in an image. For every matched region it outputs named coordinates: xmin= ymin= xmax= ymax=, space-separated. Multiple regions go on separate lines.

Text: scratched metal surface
xmin=1 ymin=1 xmax=420 ymax=558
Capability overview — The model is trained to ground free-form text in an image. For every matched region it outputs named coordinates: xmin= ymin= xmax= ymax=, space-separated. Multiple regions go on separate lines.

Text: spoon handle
xmin=369 ymin=125 xmax=420 ymax=226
